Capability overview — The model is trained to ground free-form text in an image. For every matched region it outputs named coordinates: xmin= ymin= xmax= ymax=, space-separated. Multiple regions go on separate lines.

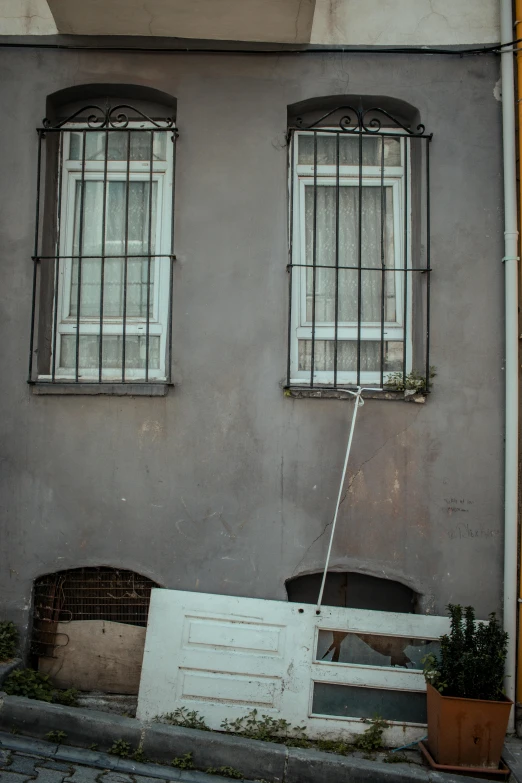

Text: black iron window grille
xmin=28 ymin=104 xmax=177 ymax=385
xmin=31 ymin=567 xmax=159 ymax=658
xmin=286 ymin=106 xmax=432 ymax=391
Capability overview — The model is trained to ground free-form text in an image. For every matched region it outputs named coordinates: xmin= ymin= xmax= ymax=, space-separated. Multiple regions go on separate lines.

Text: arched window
xmin=286 ymin=95 xmax=431 ymax=393
xmin=29 ymin=85 xmax=177 ymax=391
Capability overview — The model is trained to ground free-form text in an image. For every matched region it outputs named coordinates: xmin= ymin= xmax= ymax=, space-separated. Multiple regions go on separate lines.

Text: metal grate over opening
xmin=286 ymin=105 xmax=432 ymax=392
xmin=31 ymin=567 xmax=159 ymax=658
xmin=28 ymin=104 xmax=177 ymax=386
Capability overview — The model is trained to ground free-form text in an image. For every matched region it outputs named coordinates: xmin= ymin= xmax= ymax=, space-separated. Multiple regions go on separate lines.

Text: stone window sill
xmin=284 ymin=387 xmax=427 ymax=403
xmin=30 ymin=382 xmax=171 ymax=397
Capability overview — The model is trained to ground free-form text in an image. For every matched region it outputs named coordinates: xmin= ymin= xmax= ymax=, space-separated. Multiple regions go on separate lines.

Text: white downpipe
xmin=500 ymin=0 xmax=519 ymax=726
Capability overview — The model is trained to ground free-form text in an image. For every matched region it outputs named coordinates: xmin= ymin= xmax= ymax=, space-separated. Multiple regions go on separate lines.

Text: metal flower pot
xmin=426 ymin=682 xmax=513 ymax=769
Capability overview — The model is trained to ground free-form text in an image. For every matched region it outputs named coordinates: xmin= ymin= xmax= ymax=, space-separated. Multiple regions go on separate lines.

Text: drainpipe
xmin=515 ymin=0 xmax=522 ymax=713
xmin=501 ymin=0 xmax=519 ymax=727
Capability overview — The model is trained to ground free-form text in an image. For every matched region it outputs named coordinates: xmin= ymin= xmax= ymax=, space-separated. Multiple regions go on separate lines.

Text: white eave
xmin=0 ymin=0 xmax=500 ymax=45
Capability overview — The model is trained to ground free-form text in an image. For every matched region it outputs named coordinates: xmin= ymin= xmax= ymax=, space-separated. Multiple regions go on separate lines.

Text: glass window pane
xmin=60 ymin=334 xmax=160 ymax=370
xmin=312 ymin=682 xmax=426 ymax=723
xmin=68 ymin=131 xmax=167 ymax=161
xmin=298 ymin=341 xmax=403 ymax=373
xmin=69 ymin=180 xmax=157 ymax=318
xmin=298 ymin=134 xmax=400 ymax=166
xmin=316 ymin=629 xmax=440 ymax=670
xmin=69 ymin=132 xmax=82 ymax=160
xmin=305 ymin=186 xmax=395 ymax=324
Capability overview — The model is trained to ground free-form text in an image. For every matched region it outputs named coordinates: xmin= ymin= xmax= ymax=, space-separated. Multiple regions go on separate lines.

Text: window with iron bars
xmin=286 ymin=106 xmax=432 ymax=392
xmin=29 ymin=104 xmax=177 ymax=386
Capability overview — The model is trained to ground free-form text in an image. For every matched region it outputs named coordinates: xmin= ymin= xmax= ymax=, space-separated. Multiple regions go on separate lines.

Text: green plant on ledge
xmin=51 ymin=688 xmax=79 ymax=707
xmin=0 ymin=622 xmax=18 ymax=662
xmin=422 ymin=604 xmax=508 ymax=700
xmin=385 ymin=368 xmax=436 ymax=394
xmin=206 ymin=766 xmax=243 ymax=779
xmin=108 ymin=739 xmax=131 ymax=758
xmin=221 ymin=709 xmax=309 ymax=747
xmin=3 ymin=669 xmax=54 ymax=701
xmin=45 ymin=730 xmax=67 ymax=744
xmin=171 ymin=752 xmax=195 ymax=769
xmin=3 ymin=669 xmax=78 ymax=706
xmin=352 ymin=716 xmax=389 ymax=753
xmin=157 ymin=706 xmax=209 ymax=731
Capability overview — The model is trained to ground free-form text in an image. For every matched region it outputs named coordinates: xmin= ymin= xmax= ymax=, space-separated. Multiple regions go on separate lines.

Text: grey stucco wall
xmin=0 ymin=48 xmax=504 ymax=645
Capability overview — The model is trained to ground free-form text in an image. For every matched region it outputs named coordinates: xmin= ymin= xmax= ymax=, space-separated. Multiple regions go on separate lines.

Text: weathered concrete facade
xmin=0 ymin=47 xmax=504 ymax=646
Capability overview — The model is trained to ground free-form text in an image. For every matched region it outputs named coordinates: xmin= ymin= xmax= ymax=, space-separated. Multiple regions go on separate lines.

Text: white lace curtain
xmin=70 ymin=180 xmax=156 ymax=319
xmin=305 ymin=185 xmax=396 ymax=324
xmin=300 ymin=183 xmax=398 ymax=373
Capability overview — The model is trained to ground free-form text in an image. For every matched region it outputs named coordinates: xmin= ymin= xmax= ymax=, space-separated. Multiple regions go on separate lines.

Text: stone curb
xmin=0 ymin=732 xmax=251 ymax=783
xmin=0 ymin=694 xmax=492 ymax=783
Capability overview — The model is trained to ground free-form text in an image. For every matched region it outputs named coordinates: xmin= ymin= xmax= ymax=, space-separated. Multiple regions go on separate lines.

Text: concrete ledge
xmin=0 ymin=695 xmax=492 ymax=783
xmin=0 ymin=660 xmax=21 ymax=688
xmin=284 ymin=388 xmax=427 ymax=402
xmin=143 ymin=723 xmax=287 ymax=781
xmin=31 ymin=382 xmax=171 ymax=396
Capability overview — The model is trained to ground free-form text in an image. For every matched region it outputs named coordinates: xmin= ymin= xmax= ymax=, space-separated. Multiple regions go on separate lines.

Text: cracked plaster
xmin=0 ymin=0 xmax=57 ymax=34
xmin=311 ymin=0 xmax=499 ymax=46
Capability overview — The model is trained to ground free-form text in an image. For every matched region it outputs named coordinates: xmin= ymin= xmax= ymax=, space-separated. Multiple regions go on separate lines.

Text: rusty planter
xmin=426 ymin=682 xmax=513 ymax=769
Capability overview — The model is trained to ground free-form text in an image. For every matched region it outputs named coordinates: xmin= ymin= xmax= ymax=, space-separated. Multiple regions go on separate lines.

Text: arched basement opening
xmin=286 ymin=571 xmax=418 ymax=613
xmin=286 ymin=572 xmax=434 ymax=682
xmin=31 ymin=567 xmax=160 ymax=700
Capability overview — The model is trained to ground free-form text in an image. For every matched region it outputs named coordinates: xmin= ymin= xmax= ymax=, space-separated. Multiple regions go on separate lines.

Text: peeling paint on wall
xmin=0 ymin=0 xmax=57 ymax=34
xmin=311 ymin=0 xmax=499 ymax=46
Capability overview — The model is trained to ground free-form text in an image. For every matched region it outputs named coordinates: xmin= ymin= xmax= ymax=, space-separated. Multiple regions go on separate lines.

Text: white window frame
xmin=289 ymin=130 xmax=412 ymax=387
xmin=40 ymin=122 xmax=174 ymax=382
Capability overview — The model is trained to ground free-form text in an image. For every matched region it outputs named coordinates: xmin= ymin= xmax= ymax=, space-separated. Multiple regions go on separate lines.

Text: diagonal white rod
xmin=316 ymin=386 xmax=366 ymax=613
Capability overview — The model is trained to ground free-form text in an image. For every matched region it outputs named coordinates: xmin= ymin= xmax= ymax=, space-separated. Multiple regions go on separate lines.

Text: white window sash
xmin=290 ymin=130 xmax=412 ymax=386
xmin=45 ymin=125 xmax=174 ymax=381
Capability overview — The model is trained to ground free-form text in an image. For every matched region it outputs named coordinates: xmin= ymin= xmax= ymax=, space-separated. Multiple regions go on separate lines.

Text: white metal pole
xmin=500 ymin=0 xmax=519 ymax=726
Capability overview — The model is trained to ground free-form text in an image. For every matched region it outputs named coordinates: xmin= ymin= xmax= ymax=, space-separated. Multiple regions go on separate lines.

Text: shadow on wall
xmin=286 ymin=571 xmax=419 ymax=612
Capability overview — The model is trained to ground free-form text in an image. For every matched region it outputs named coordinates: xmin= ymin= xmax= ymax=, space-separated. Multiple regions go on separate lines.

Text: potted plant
xmin=421 ymin=604 xmax=511 ymax=773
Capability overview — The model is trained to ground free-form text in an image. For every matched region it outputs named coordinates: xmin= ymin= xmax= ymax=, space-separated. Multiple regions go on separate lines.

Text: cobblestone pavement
xmin=0 ymin=745 xmax=216 ymax=783
xmin=0 ymin=748 xmax=162 ymax=783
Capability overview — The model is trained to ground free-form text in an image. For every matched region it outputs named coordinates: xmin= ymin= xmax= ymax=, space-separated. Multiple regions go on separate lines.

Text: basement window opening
xmin=31 ymin=567 xmax=160 ymax=660
xmin=286 ymin=571 xmax=419 ymax=613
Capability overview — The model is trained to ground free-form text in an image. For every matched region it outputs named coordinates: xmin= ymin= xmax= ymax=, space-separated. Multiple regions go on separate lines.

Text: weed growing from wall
xmin=0 ymin=622 xmax=18 ymax=661
xmin=385 ymin=367 xmax=436 ymax=393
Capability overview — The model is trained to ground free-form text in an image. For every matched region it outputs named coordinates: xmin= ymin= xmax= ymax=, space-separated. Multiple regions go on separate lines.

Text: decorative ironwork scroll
xmin=293 ymin=105 xmax=429 ymax=137
xmin=42 ymin=103 xmax=175 ymax=130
